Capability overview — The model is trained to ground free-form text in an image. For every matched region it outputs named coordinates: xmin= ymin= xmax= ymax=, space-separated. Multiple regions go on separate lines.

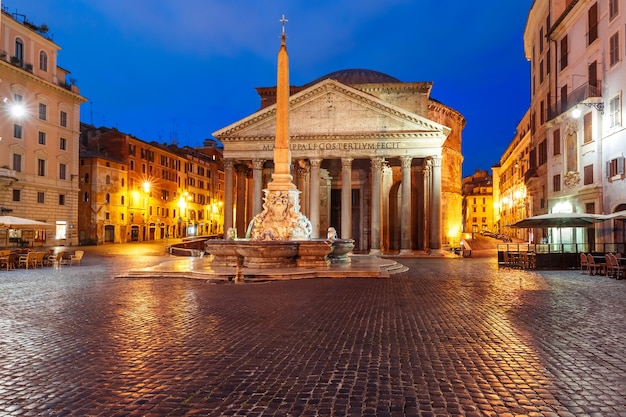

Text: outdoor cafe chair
xmin=69 ymin=250 xmax=84 ymax=266
xmin=34 ymin=252 xmax=45 ymax=268
xmin=579 ymin=252 xmax=589 ymax=274
xmin=587 ymin=253 xmax=606 ymax=276
xmin=606 ymin=253 xmax=626 ymax=279
xmin=18 ymin=252 xmax=37 ymax=269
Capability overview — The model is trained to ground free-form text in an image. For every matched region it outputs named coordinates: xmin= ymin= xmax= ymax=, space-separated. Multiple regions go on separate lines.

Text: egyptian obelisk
xmin=248 ymin=15 xmax=312 ymax=240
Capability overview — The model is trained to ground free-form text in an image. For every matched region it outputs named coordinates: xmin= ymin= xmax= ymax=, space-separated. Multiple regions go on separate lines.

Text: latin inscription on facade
xmin=262 ymin=141 xmax=402 ymax=152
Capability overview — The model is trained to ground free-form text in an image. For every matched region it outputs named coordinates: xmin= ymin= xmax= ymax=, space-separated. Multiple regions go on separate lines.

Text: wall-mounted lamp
xmin=515 ymin=157 xmax=528 ymax=169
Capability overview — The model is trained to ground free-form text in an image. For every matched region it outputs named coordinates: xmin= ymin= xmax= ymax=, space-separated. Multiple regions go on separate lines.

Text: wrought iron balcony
xmin=548 ymin=81 xmax=603 ymax=120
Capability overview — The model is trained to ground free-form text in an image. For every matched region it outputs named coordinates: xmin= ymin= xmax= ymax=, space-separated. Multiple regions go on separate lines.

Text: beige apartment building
xmin=462 ymin=170 xmax=495 ymax=236
xmin=78 ymin=125 xmax=224 ymax=244
xmin=524 ymin=0 xmax=626 ymax=250
xmin=493 ymin=110 xmax=531 ymax=242
xmin=0 ymin=9 xmax=86 ymax=246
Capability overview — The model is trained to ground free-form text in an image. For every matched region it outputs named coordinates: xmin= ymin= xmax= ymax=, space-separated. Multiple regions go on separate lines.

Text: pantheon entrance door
xmin=330 ymin=188 xmax=361 ymax=250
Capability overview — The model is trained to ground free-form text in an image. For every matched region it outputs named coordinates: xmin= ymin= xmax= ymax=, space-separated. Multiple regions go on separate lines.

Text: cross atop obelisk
xmin=269 ymin=14 xmax=296 ymax=191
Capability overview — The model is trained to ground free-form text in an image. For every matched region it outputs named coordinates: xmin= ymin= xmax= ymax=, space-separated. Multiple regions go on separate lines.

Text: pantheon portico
xmin=213 ymin=69 xmax=465 ymax=254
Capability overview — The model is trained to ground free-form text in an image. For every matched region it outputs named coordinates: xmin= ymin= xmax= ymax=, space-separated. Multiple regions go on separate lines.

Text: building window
xmin=607 ymin=157 xmax=625 ymax=178
xmin=105 ymin=175 xmax=111 ymax=185
xmin=583 ymin=112 xmax=593 ymax=143
xmin=584 ymin=164 xmax=594 ymax=185
xmin=105 ymin=193 xmax=110 ymax=204
xmin=121 ymin=196 xmax=125 ymax=205
xmin=610 ymin=0 xmax=619 ymax=21
xmin=84 ymin=173 xmax=90 ymax=184
xmin=14 ymin=124 xmax=22 ymax=139
xmin=60 ymin=111 xmax=67 ymax=127
xmin=610 ymin=95 xmax=621 ymax=128
xmin=83 ymin=192 xmax=89 ymax=202
xmin=37 ymin=159 xmax=46 ymax=176
xmin=60 ymin=137 xmax=67 ymax=150
xmin=560 ymin=35 xmax=568 ymax=70
xmin=39 ymin=103 xmax=47 ymax=121
xmin=14 ymin=38 xmax=23 ymax=63
xmin=38 ymin=131 xmax=46 ymax=145
xmin=105 ymin=212 xmax=110 ymax=220
xmin=588 ymin=3 xmax=598 ymax=45
xmin=37 ymin=192 xmax=45 ymax=204
xmin=553 ymin=129 xmax=561 ymax=155
xmin=553 ymin=174 xmax=561 ymax=192
xmin=12 ymin=153 xmax=22 ymax=172
xmin=39 ymin=51 xmax=48 ymax=71
xmin=59 ymin=163 xmax=67 ymax=180
xmin=538 ymin=140 xmax=548 ymax=165
xmin=12 ymin=189 xmax=20 ymax=202
xmin=59 ymin=194 xmax=65 ymax=206
xmin=610 ymin=31 xmax=620 ymax=67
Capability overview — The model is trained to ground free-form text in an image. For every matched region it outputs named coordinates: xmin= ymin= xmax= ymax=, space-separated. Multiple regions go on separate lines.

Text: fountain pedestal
xmin=328 ymin=239 xmax=355 ymax=264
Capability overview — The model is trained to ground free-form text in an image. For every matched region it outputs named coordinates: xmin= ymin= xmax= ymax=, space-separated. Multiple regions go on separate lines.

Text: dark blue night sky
xmin=13 ymin=0 xmax=533 ymax=177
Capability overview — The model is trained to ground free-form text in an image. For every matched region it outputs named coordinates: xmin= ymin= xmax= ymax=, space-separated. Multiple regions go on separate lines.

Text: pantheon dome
xmin=305 ymin=68 xmax=401 ymax=86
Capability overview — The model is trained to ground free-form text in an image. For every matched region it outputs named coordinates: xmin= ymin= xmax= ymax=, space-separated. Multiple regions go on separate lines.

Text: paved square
xmin=1 ymin=246 xmax=625 ymax=416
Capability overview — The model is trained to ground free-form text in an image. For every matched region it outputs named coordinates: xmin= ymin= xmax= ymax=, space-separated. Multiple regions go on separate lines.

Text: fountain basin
xmin=297 ymin=239 xmax=332 ymax=267
xmin=204 ymin=240 xmax=239 ymax=267
xmin=235 ymin=240 xmax=299 ymax=269
xmin=328 ymin=239 xmax=355 ymax=264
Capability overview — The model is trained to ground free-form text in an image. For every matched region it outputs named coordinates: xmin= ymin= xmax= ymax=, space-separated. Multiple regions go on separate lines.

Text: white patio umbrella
xmin=0 ymin=215 xmax=53 ymax=248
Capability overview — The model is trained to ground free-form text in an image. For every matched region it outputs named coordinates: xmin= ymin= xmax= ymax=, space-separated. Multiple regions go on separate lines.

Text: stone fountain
xmin=205 ymin=16 xmax=340 ymax=275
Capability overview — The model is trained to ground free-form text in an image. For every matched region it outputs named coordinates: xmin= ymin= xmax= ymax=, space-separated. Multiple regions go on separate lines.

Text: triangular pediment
xmin=213 ymin=79 xmax=450 ymax=140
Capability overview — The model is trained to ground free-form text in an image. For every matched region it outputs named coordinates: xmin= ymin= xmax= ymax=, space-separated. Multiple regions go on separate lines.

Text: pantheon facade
xmin=213 ymin=69 xmax=465 ymax=254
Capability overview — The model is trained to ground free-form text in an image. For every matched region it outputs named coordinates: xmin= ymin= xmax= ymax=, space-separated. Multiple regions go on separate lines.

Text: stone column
xmin=309 ymin=158 xmax=322 ymax=238
xmin=414 ymin=166 xmax=424 ymax=251
xmin=430 ymin=156 xmax=443 ymax=252
xmin=251 ymin=159 xmax=265 ymax=217
xmin=423 ymin=160 xmax=431 ymax=250
xmin=400 ymin=156 xmax=413 ymax=253
xmin=370 ymin=157 xmax=384 ymax=254
xmin=223 ymin=159 xmax=235 ymax=238
xmin=235 ymin=164 xmax=248 ymax=238
xmin=341 ymin=158 xmax=353 ymax=239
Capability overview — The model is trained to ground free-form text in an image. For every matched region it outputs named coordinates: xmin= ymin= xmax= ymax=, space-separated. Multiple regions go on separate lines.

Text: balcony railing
xmin=548 ymin=81 xmax=602 ymax=120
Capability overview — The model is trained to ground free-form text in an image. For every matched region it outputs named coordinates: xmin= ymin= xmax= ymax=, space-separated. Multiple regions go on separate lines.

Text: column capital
xmin=400 ymin=156 xmax=413 ymax=169
xmin=252 ymin=159 xmax=265 ymax=170
xmin=371 ymin=157 xmax=385 ymax=171
xmin=309 ymin=158 xmax=322 ymax=168
xmin=223 ymin=158 xmax=235 ymax=170
xmin=341 ymin=157 xmax=353 ymax=168
xmin=430 ymin=156 xmax=443 ymax=167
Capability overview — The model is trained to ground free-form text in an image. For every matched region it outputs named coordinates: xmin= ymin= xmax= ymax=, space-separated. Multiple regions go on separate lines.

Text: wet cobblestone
xmin=0 ymin=244 xmax=626 ymax=415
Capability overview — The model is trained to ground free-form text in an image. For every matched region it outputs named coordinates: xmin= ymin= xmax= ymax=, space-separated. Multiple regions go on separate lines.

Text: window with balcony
xmin=588 ymin=3 xmax=598 ymax=45
xmin=39 ymin=51 xmax=47 ymax=71
xmin=38 ymin=103 xmax=47 ymax=121
xmin=583 ymin=113 xmax=593 ymax=143
xmin=14 ymin=38 xmax=23 ymax=64
xmin=584 ymin=164 xmax=594 ymax=185
xmin=610 ymin=94 xmax=621 ymax=128
xmin=610 ymin=32 xmax=620 ymax=67
xmin=553 ymin=174 xmax=561 ymax=192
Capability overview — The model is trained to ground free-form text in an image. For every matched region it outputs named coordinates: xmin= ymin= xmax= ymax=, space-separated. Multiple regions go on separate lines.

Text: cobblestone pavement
xmin=1 ymin=243 xmax=626 ymax=416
